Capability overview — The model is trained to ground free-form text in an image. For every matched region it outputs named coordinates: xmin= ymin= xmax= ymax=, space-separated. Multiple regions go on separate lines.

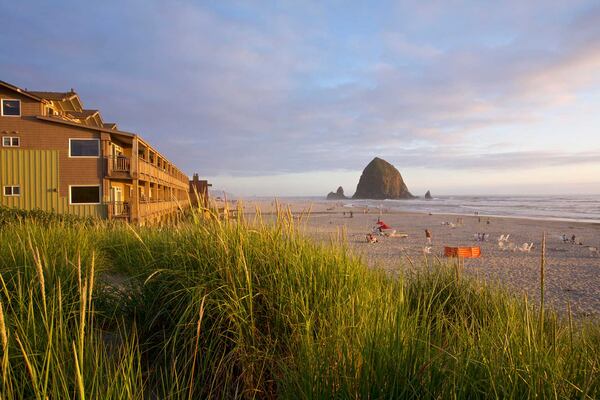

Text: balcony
xmin=107 ymin=201 xmax=130 ymax=219
xmin=112 ymin=155 xmax=131 ymax=172
xmin=106 ymin=155 xmax=131 ymax=178
xmin=139 ymin=200 xmax=182 ymax=219
xmin=138 ymin=158 xmax=188 ymax=189
xmin=104 ymin=153 xmax=188 ymax=191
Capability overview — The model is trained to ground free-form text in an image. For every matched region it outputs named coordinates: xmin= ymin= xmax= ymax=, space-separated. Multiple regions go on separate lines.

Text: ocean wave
xmin=338 ymin=195 xmax=600 ymax=223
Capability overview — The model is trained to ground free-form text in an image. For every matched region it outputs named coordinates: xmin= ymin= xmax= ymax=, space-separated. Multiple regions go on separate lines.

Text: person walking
xmin=425 ymin=229 xmax=432 ymax=245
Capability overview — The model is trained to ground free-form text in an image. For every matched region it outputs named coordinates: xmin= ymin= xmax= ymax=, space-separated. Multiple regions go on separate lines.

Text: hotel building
xmin=0 ymin=80 xmax=190 ymax=224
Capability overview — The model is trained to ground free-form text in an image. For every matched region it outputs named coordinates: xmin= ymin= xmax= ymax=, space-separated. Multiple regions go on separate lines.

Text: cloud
xmin=395 ymin=149 xmax=600 ymax=170
xmin=2 ymin=1 xmax=600 ymax=183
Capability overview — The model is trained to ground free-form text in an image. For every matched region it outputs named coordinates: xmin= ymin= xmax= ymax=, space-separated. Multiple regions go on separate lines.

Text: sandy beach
xmin=237 ymin=199 xmax=600 ymax=317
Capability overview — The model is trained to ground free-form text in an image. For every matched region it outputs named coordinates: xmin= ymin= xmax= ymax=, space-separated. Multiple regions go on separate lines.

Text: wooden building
xmin=189 ymin=173 xmax=211 ymax=207
xmin=0 ymin=80 xmax=190 ymax=224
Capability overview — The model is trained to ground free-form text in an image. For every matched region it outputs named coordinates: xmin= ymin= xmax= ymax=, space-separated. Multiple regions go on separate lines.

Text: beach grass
xmin=0 ymin=206 xmax=599 ymax=398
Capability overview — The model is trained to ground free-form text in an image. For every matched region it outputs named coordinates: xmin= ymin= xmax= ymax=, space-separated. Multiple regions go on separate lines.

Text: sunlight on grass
xmin=0 ymin=205 xmax=599 ymax=398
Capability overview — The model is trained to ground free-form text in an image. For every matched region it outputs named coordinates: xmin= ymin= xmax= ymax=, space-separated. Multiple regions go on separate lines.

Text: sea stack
xmin=424 ymin=190 xmax=432 ymax=199
xmin=326 ymin=186 xmax=347 ymax=200
xmin=352 ymin=157 xmax=414 ymax=199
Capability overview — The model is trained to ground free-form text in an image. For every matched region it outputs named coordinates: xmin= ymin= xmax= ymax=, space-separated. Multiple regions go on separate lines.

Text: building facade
xmin=189 ymin=173 xmax=211 ymax=208
xmin=0 ymin=80 xmax=190 ymax=224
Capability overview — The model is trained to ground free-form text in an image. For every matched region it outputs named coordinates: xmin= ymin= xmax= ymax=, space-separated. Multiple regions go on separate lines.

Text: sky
xmin=2 ymin=0 xmax=600 ymax=196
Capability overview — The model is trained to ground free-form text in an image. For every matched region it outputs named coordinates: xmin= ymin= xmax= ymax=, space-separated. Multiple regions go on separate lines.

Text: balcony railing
xmin=108 ymin=155 xmax=131 ymax=173
xmin=107 ymin=201 xmax=130 ymax=217
xmin=139 ymin=199 xmax=182 ymax=218
xmin=138 ymin=158 xmax=188 ymax=189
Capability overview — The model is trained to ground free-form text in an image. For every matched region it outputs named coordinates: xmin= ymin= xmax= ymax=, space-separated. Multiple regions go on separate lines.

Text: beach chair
xmin=423 ymin=246 xmax=432 ymax=254
xmin=519 ymin=243 xmax=534 ymax=252
xmin=498 ymin=234 xmax=510 ymax=242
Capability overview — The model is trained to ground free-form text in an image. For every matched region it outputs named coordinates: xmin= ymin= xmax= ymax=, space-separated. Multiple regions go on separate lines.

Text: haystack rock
xmin=352 ymin=157 xmax=414 ymax=199
xmin=326 ymin=186 xmax=347 ymax=200
xmin=424 ymin=190 xmax=432 ymax=199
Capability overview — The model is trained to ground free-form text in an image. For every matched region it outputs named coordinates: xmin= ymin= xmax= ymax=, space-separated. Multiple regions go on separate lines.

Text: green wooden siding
xmin=0 ymin=149 xmax=106 ymax=218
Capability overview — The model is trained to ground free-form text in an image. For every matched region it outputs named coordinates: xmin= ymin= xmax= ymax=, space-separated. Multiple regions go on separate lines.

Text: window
xmin=3 ymin=186 xmax=20 ymax=196
xmin=1 ymin=99 xmax=21 ymax=116
xmin=2 ymin=136 xmax=20 ymax=147
xmin=70 ymin=185 xmax=100 ymax=204
xmin=69 ymin=139 xmax=100 ymax=157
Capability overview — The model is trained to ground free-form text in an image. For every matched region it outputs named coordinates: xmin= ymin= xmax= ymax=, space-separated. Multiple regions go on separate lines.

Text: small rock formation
xmin=424 ymin=190 xmax=432 ymax=199
xmin=353 ymin=157 xmax=414 ymax=199
xmin=327 ymin=186 xmax=347 ymax=200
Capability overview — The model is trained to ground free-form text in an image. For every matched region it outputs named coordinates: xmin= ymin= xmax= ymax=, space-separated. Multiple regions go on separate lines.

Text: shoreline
xmin=233 ymin=199 xmax=600 ymax=227
xmin=384 ymin=210 xmax=600 ymax=226
xmin=341 ymin=202 xmax=600 ymax=225
xmin=230 ymin=194 xmax=600 ymax=225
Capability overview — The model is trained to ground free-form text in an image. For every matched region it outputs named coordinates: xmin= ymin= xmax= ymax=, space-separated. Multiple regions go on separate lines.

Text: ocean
xmin=339 ymin=195 xmax=600 ymax=224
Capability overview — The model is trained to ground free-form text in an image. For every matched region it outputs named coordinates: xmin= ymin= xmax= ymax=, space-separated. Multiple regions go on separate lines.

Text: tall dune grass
xmin=0 ymin=207 xmax=599 ymax=398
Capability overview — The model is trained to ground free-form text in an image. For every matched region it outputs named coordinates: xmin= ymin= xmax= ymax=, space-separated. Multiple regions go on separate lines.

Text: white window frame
xmin=69 ymin=185 xmax=102 ymax=205
xmin=2 ymin=136 xmax=20 ymax=147
xmin=1 ymin=99 xmax=21 ymax=117
xmin=68 ymin=138 xmax=100 ymax=158
xmin=3 ymin=185 xmax=21 ymax=197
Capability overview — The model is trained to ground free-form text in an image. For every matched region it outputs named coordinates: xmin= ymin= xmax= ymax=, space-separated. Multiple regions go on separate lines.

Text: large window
xmin=3 ymin=186 xmax=20 ymax=196
xmin=70 ymin=185 xmax=101 ymax=204
xmin=1 ymin=99 xmax=21 ymax=116
xmin=2 ymin=136 xmax=20 ymax=147
xmin=69 ymin=139 xmax=100 ymax=157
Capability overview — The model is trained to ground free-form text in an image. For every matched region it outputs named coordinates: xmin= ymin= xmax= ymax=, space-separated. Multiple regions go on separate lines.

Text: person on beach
xmin=374 ymin=220 xmax=391 ymax=234
xmin=425 ymin=229 xmax=432 ymax=244
xmin=366 ymin=233 xmax=378 ymax=243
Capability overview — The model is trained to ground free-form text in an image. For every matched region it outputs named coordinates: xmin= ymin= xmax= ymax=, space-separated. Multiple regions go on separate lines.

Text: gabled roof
xmin=67 ymin=109 xmax=99 ymax=119
xmin=28 ymin=91 xmax=78 ymax=101
xmin=0 ymin=80 xmax=43 ymax=101
xmin=2 ymin=78 xmax=188 ymax=178
xmin=36 ymin=115 xmax=135 ymax=137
